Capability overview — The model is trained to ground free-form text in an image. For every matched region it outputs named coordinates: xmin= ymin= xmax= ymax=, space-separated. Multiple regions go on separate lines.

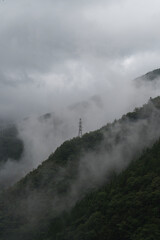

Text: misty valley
xmin=1 ymin=1 xmax=160 ymax=238
xmin=0 ymin=69 xmax=160 ymax=239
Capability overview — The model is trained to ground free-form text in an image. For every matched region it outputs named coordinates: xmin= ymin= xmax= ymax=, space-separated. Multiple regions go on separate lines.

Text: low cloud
xmin=1 ymin=0 xmax=160 ymax=193
xmin=4 ymin=98 xmax=160 ymax=240
xmin=0 ymin=0 xmax=160 ymax=119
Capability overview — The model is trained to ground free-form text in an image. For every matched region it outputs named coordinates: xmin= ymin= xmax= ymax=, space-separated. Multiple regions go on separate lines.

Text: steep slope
xmin=1 ymin=97 xmax=160 ymax=239
xmin=41 ymin=139 xmax=160 ymax=240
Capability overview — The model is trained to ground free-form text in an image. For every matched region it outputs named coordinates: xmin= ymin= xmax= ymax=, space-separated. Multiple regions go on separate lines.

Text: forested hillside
xmin=0 ymin=97 xmax=160 ymax=239
xmin=40 ymin=139 xmax=160 ymax=240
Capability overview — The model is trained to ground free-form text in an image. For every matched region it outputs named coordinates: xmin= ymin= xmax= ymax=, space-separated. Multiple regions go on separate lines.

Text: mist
xmin=1 ymin=0 xmax=160 ymax=119
xmin=3 ymin=97 xmax=160 ymax=240
xmin=53 ymin=99 xmax=160 ymax=210
xmin=1 ymin=69 xmax=160 ymax=189
xmin=1 ymin=0 xmax=160 ymax=187
xmin=31 ymin=98 xmax=160 ymax=212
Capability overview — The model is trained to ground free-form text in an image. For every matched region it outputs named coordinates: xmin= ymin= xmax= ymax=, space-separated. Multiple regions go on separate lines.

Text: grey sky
xmin=0 ymin=0 xmax=160 ymax=121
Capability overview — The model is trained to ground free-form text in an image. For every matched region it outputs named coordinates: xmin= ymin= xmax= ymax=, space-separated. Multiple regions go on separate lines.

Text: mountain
xmin=135 ymin=68 xmax=160 ymax=82
xmin=0 ymin=97 xmax=160 ymax=239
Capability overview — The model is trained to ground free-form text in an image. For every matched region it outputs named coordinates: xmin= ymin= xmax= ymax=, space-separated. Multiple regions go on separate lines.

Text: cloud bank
xmin=1 ymin=0 xmax=160 ymax=187
xmin=0 ymin=0 xmax=160 ymax=120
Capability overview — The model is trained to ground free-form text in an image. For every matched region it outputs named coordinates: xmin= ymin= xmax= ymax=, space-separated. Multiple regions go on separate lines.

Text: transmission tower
xmin=78 ymin=118 xmax=82 ymax=137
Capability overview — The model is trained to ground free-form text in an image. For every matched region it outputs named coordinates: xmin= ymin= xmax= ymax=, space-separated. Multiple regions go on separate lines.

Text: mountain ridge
xmin=135 ymin=68 xmax=160 ymax=82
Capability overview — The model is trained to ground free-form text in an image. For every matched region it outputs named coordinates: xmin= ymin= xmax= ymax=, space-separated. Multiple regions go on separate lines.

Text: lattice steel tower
xmin=78 ymin=118 xmax=82 ymax=137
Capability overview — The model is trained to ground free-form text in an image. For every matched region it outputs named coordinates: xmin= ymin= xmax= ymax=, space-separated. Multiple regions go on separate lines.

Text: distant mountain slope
xmin=135 ymin=68 xmax=160 ymax=82
xmin=1 ymin=97 xmax=160 ymax=239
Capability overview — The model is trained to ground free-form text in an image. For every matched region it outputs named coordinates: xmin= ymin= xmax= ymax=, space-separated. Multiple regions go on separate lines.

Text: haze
xmin=0 ymin=0 xmax=160 ymax=125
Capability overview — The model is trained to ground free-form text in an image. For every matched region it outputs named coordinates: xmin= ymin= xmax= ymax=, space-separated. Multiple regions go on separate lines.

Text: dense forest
xmin=0 ymin=97 xmax=160 ymax=239
xmin=39 ymin=139 xmax=160 ymax=240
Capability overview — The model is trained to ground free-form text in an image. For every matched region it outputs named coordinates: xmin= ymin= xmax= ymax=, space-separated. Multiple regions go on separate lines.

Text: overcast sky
xmin=1 ymin=0 xmax=160 ymax=122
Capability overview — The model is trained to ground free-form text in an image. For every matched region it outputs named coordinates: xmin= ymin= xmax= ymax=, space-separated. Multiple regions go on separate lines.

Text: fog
xmin=4 ymin=97 xmax=160 ymax=240
xmin=1 ymin=2 xmax=160 ymax=238
xmin=1 ymin=0 xmax=160 ymax=187
xmin=1 ymin=0 xmax=160 ymax=119
xmin=54 ymin=99 xmax=160 ymax=213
